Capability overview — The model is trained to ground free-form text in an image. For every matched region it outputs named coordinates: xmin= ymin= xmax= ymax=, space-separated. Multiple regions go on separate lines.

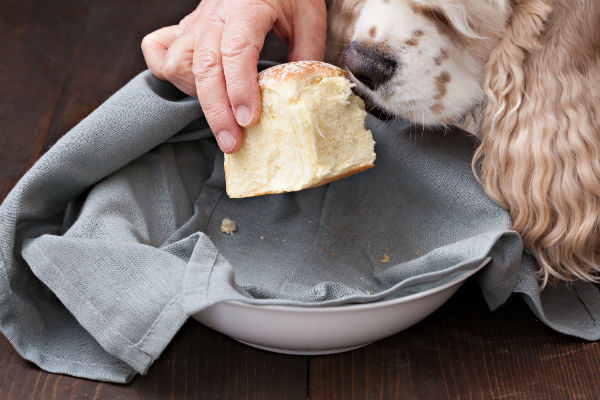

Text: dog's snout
xmin=343 ymin=42 xmax=397 ymax=90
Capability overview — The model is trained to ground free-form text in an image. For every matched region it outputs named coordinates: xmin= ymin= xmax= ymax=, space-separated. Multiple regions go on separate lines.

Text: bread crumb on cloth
xmin=380 ymin=253 xmax=391 ymax=263
xmin=220 ymin=218 xmax=237 ymax=235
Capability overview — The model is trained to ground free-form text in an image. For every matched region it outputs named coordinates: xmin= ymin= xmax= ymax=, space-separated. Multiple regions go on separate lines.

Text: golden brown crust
xmin=307 ymin=163 xmax=374 ymax=189
xmin=257 ymin=61 xmax=348 ymax=89
xmin=225 ymin=162 xmax=374 ymax=198
xmin=224 ymin=61 xmax=372 ymax=199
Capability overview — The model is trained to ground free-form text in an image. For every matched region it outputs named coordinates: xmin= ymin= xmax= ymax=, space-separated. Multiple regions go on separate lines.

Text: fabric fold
xmin=0 ymin=71 xmax=203 ymax=382
xmin=1 ymin=65 xmax=599 ymax=384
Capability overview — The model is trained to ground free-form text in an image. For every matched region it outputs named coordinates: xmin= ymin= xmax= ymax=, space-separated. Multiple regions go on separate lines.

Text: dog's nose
xmin=343 ymin=41 xmax=397 ymax=90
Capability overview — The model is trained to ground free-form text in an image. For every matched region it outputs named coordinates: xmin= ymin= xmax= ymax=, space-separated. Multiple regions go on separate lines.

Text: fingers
xmin=193 ymin=18 xmax=242 ymax=153
xmin=287 ymin=0 xmax=327 ymax=62
xmin=140 ymin=0 xmax=328 ymax=155
xmin=162 ymin=33 xmax=196 ymax=96
xmin=141 ymin=25 xmax=179 ymax=80
xmin=221 ymin=6 xmax=277 ymax=128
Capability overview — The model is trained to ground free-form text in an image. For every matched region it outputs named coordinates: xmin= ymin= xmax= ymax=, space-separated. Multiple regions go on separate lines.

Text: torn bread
xmin=224 ymin=61 xmax=376 ymax=198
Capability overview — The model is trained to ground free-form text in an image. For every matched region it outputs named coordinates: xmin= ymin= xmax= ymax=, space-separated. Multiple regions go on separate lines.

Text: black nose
xmin=343 ymin=42 xmax=397 ymax=90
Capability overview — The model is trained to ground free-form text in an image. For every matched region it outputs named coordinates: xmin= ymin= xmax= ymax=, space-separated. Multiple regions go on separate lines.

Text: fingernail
xmin=235 ymin=105 xmax=252 ymax=127
xmin=216 ymin=130 xmax=237 ymax=153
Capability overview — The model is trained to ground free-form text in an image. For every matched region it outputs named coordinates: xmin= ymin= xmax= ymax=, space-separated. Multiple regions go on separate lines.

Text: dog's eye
xmin=411 ymin=4 xmax=459 ymax=39
xmin=428 ymin=8 xmax=451 ymax=28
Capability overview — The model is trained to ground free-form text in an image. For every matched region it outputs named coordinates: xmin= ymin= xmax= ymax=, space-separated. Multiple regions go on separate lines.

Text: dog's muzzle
xmin=343 ymin=41 xmax=397 ymax=91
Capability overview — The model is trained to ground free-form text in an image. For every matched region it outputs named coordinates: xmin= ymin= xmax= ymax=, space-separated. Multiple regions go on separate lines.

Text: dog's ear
xmin=474 ymin=0 xmax=600 ymax=285
xmin=326 ymin=0 xmax=366 ymax=66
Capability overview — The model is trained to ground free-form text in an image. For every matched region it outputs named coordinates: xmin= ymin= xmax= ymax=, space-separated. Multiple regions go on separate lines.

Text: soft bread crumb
xmin=380 ymin=253 xmax=391 ymax=263
xmin=224 ymin=61 xmax=375 ymax=198
xmin=220 ymin=218 xmax=237 ymax=235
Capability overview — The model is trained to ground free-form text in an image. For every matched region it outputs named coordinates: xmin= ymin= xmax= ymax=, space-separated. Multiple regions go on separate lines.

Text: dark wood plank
xmin=0 ymin=1 xmax=308 ymax=399
xmin=0 ymin=321 xmax=308 ymax=400
xmin=131 ymin=322 xmax=307 ymax=400
xmin=0 ymin=0 xmax=286 ymax=201
xmin=3 ymin=1 xmax=600 ymax=399
xmin=0 ymin=0 xmax=86 ymax=197
xmin=309 ymin=278 xmax=600 ymax=399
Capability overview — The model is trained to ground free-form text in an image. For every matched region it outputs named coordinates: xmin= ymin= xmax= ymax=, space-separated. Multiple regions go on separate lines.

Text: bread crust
xmin=226 ymin=162 xmax=374 ymax=198
xmin=307 ymin=163 xmax=374 ymax=189
xmin=257 ymin=61 xmax=348 ymax=90
xmin=224 ymin=61 xmax=374 ymax=199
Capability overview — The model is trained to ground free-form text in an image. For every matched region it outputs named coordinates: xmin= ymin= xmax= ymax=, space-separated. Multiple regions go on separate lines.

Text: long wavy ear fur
xmin=474 ymin=0 xmax=600 ymax=285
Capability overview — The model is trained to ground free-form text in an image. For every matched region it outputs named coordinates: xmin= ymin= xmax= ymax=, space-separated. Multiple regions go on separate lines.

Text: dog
xmin=326 ymin=0 xmax=600 ymax=285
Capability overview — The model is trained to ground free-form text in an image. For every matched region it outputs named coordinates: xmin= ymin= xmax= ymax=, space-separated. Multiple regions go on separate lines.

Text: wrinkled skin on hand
xmin=141 ymin=0 xmax=327 ymax=153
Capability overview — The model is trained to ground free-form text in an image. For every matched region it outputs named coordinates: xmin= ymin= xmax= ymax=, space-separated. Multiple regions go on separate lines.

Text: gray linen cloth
xmin=1 ymin=64 xmax=600 ymax=383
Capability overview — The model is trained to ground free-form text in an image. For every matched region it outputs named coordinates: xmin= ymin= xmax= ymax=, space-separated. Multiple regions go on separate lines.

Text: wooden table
xmin=1 ymin=1 xmax=599 ymax=398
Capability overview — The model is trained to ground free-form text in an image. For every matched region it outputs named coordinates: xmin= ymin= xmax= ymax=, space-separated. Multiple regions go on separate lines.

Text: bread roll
xmin=224 ymin=61 xmax=376 ymax=198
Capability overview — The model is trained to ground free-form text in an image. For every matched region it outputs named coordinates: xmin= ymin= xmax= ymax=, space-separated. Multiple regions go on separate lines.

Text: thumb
xmin=287 ymin=1 xmax=327 ymax=61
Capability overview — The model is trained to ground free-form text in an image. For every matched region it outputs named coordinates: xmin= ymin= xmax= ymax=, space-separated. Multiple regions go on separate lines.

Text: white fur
xmin=347 ymin=0 xmax=509 ymax=127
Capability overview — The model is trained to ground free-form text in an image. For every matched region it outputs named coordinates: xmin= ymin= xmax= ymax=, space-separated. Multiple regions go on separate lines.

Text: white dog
xmin=327 ymin=0 xmax=600 ymax=285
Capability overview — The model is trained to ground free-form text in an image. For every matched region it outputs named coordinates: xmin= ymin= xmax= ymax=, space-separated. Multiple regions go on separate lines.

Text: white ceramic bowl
xmin=193 ymin=257 xmax=490 ymax=355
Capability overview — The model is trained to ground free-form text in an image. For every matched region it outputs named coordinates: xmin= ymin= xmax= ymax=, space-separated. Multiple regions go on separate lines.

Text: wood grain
xmin=0 ymin=321 xmax=307 ymax=400
xmin=309 ymin=279 xmax=600 ymax=399
xmin=0 ymin=1 xmax=307 ymax=399
xmin=1 ymin=1 xmax=600 ymax=399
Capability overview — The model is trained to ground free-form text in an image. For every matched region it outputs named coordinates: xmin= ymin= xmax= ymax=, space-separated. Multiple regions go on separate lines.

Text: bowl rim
xmin=217 ymin=257 xmax=491 ymax=314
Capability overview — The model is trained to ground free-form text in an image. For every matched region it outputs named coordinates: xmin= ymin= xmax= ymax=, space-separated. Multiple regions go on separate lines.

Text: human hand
xmin=141 ymin=0 xmax=327 ymax=153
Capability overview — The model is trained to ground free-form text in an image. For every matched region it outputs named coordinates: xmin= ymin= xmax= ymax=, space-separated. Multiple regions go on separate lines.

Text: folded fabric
xmin=1 ymin=64 xmax=599 ymax=384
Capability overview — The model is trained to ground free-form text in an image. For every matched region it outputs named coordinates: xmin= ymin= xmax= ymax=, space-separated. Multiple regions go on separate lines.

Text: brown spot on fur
xmin=404 ymin=30 xmax=424 ymax=47
xmin=434 ymin=48 xmax=449 ymax=66
xmin=438 ymin=71 xmax=451 ymax=83
xmin=430 ymin=103 xmax=445 ymax=114
xmin=434 ymin=71 xmax=451 ymax=100
xmin=409 ymin=1 xmax=461 ymax=41
xmin=368 ymin=26 xmax=377 ymax=38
